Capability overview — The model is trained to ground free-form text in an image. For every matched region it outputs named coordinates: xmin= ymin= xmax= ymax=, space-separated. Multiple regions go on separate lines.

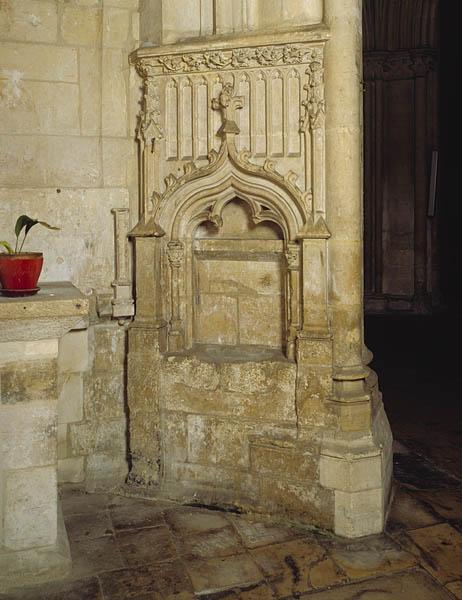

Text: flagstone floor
xmin=1 ymin=314 xmax=462 ymax=599
xmin=1 ymin=462 xmax=461 ymax=600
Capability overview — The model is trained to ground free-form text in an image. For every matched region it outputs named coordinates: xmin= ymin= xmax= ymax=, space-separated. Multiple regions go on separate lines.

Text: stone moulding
xmin=155 ymin=44 xmax=324 ymax=74
xmin=131 ymin=28 xmax=330 ymax=76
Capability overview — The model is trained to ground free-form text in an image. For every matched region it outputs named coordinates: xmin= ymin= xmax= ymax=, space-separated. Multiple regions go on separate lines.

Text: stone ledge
xmin=0 ymin=282 xmax=89 ymax=342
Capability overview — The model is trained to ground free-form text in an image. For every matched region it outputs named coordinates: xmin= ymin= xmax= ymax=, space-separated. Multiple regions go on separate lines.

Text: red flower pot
xmin=0 ymin=252 xmax=43 ymax=293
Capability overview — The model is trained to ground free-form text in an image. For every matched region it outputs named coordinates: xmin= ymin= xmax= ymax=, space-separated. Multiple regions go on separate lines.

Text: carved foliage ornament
xmin=301 ymin=61 xmax=325 ymax=132
xmin=167 ymin=241 xmax=184 ymax=268
xmin=136 ymin=78 xmax=163 ymax=147
xmin=153 ymin=44 xmax=323 ymax=74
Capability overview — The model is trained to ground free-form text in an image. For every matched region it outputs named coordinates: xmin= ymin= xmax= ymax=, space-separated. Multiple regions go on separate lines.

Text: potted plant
xmin=0 ymin=214 xmax=59 ymax=297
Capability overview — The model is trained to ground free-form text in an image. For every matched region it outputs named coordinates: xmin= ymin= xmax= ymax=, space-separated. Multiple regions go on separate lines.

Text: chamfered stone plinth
xmin=0 ymin=282 xmax=89 ymax=590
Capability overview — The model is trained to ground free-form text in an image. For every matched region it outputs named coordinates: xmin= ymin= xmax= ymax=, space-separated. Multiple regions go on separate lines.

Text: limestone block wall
xmin=140 ymin=0 xmax=324 ymax=45
xmin=57 ymin=323 xmax=128 ymax=490
xmin=0 ymin=1 xmax=139 ymax=488
xmin=0 ymin=0 xmax=139 ymax=292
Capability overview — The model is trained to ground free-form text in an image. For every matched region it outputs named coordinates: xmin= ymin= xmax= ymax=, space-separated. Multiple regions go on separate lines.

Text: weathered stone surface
xmin=0 ymin=135 xmax=101 ymax=188
xmin=1 ymin=358 xmax=57 ymax=404
xmin=446 ymin=580 xmax=462 ymax=599
xmin=102 ymin=7 xmax=131 ymax=48
xmin=175 ymin=526 xmax=243 ymax=560
xmin=0 ymin=42 xmax=78 ymax=81
xmin=116 ymin=526 xmax=177 ymax=567
xmin=58 ymin=373 xmax=84 ymax=423
xmin=388 ymin=486 xmax=441 ymax=532
xmin=258 ymin=478 xmax=335 ymax=530
xmin=93 ymin=323 xmax=126 ymax=371
xmin=162 ymin=355 xmax=220 ymax=391
xmin=230 ymin=516 xmax=302 ymax=549
xmin=405 ymin=523 xmax=462 ymax=584
xmin=58 ymin=456 xmax=85 ymax=484
xmin=250 ymin=442 xmax=317 ymax=482
xmin=0 ymin=81 xmax=80 ymax=136
xmin=328 ymin=535 xmax=416 ymax=580
xmin=4 ymin=466 xmax=57 ymax=550
xmin=102 ymin=138 xmax=135 ymax=187
xmin=0 ymin=401 xmax=56 ymax=469
xmin=58 ymin=330 xmax=89 ymax=374
xmin=186 ymin=554 xmax=263 ymax=595
xmin=79 ymin=47 xmax=102 ymax=135
xmin=102 ymin=48 xmax=127 ymax=137
xmin=65 ymin=510 xmax=113 ymax=541
xmin=85 ymin=453 xmax=128 ymax=491
xmin=110 ymin=500 xmax=166 ymax=531
xmin=186 ymin=414 xmax=252 ymax=468
xmin=165 ymin=507 xmax=230 ymax=534
xmin=61 ymin=5 xmax=102 ymax=46
xmin=70 ymin=535 xmax=124 ymax=577
xmin=304 ymin=571 xmax=454 ymax=599
xmin=250 ymin=537 xmax=326 ymax=597
xmin=0 ymin=0 xmax=58 ymax=44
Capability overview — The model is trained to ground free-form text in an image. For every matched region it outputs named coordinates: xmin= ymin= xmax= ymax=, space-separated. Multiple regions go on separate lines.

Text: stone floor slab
xmin=250 ymin=537 xmax=327 ymax=598
xmin=387 ymin=486 xmax=441 ymax=533
xmin=109 ymin=501 xmax=167 ymax=531
xmin=175 ymin=525 xmax=244 ymax=560
xmin=0 ymin=576 xmax=102 ymax=600
xmin=65 ymin=510 xmax=113 ymax=541
xmin=60 ymin=489 xmax=109 ymax=516
xmin=201 ymin=583 xmax=277 ymax=599
xmin=186 ymin=553 xmax=264 ymax=595
xmin=230 ymin=516 xmax=302 ymax=549
xmin=166 ymin=507 xmax=231 ymax=535
xmin=298 ymin=570 xmax=454 ymax=599
xmin=327 ymin=534 xmax=416 ymax=580
xmin=115 ymin=525 xmax=177 ymax=567
xmin=69 ymin=535 xmax=124 ymax=577
xmin=98 ymin=565 xmax=161 ymax=599
xmin=405 ymin=523 xmax=462 ymax=584
xmin=446 ymin=580 xmax=462 ymax=599
xmin=393 ymin=453 xmax=460 ymax=490
xmin=415 ymin=487 xmax=462 ymax=521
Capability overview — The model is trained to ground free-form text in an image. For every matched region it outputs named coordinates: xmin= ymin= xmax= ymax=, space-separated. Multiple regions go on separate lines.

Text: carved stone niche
xmin=127 ymin=29 xmax=392 ymax=538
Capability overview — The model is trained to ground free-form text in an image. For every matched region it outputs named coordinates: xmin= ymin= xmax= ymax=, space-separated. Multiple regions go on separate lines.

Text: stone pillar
xmin=0 ymin=283 xmax=89 ymax=590
xmin=127 ymin=230 xmax=166 ymax=488
xmin=320 ymin=0 xmax=393 ymax=537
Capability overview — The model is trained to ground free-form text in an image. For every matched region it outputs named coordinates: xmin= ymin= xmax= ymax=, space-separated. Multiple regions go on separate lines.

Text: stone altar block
xmin=0 ymin=282 xmax=89 ymax=590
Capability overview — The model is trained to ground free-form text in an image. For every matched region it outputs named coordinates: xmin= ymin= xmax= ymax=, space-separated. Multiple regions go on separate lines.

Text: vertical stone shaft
xmin=112 ymin=208 xmax=130 ymax=284
xmin=324 ymin=0 xmax=365 ymax=378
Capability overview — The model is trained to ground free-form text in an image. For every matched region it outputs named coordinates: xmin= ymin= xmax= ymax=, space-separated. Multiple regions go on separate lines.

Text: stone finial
xmin=211 ymin=82 xmax=244 ymax=135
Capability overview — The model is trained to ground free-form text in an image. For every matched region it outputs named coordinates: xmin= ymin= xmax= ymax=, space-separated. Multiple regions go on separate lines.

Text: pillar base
xmin=0 ymin=503 xmax=71 ymax=592
xmin=320 ymin=403 xmax=393 ymax=537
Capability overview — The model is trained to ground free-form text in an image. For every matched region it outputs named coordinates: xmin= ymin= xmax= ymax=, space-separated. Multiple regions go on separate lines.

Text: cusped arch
xmin=154 ymin=141 xmax=309 ymax=241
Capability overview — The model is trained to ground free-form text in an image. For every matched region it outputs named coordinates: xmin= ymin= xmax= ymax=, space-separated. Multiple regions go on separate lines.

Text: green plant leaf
xmin=38 ymin=221 xmax=60 ymax=231
xmin=0 ymin=241 xmax=14 ymax=254
xmin=15 ymin=214 xmax=38 ymax=238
